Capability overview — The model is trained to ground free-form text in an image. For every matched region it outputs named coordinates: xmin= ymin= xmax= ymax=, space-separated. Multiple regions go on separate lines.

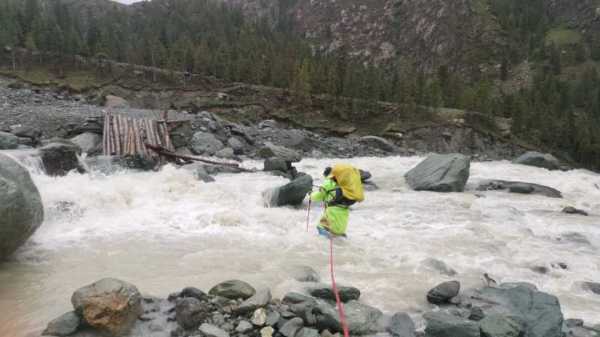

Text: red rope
xmin=306 ymin=198 xmax=312 ymax=232
xmin=329 ymin=238 xmax=350 ymax=337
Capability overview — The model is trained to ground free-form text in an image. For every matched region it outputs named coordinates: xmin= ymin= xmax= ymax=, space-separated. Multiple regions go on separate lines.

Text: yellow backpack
xmin=330 ymin=164 xmax=365 ymax=202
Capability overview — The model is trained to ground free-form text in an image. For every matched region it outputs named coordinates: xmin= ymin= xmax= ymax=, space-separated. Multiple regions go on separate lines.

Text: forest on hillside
xmin=0 ymin=0 xmax=599 ymax=169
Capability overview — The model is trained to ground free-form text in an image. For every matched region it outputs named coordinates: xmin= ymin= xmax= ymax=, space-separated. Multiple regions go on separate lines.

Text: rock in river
xmin=405 ymin=153 xmax=470 ymax=192
xmin=0 ymin=153 xmax=44 ymax=260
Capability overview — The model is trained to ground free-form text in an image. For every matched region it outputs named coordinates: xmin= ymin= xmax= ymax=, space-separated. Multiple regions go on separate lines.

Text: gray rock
xmin=565 ymin=319 xmax=584 ymax=328
xmin=427 ymin=281 xmax=460 ymax=305
xmin=39 ymin=141 xmax=84 ymax=176
xmin=296 ymin=328 xmax=320 ymax=337
xmin=422 ymin=258 xmax=457 ymax=276
xmin=280 ymin=317 xmax=304 ymax=337
xmin=190 ymin=131 xmax=225 ymax=156
xmin=307 ymin=284 xmax=360 ymax=302
xmin=236 ymin=320 xmax=254 ymax=333
xmin=562 ymin=207 xmax=589 ymax=216
xmin=71 ymin=278 xmax=142 ymax=336
xmin=237 ymin=289 xmax=272 ymax=313
xmin=228 ymin=137 xmax=245 ymax=154
xmin=170 ymin=122 xmax=194 ymax=149
xmin=42 ymin=311 xmax=81 ymax=336
xmin=215 ymin=147 xmax=236 ymax=160
xmin=405 ymin=154 xmax=470 ymax=192
xmin=477 ymin=180 xmax=562 ymax=198
xmin=0 ymin=131 xmax=19 ymax=149
xmin=513 ymin=152 xmax=560 ymax=170
xmin=263 ymin=174 xmax=313 ymax=207
xmin=266 ymin=311 xmax=281 ymax=326
xmin=291 ymin=265 xmax=320 ymax=282
xmin=175 ymin=297 xmax=211 ymax=329
xmin=359 ymin=170 xmax=372 ymax=182
xmin=580 ymin=282 xmax=600 ymax=295
xmin=469 ymin=307 xmax=485 ymax=321
xmin=258 ymin=142 xmax=302 ymax=163
xmin=469 ymin=284 xmax=563 ymax=337
xmin=283 ymin=292 xmax=317 ymax=305
xmin=252 ymin=308 xmax=268 ymax=326
xmin=11 ymin=126 xmax=42 ymax=140
xmin=264 ymin=157 xmax=289 ymax=172
xmin=259 ymin=120 xmax=279 ymax=129
xmin=70 ymin=132 xmax=102 ymax=155
xmin=180 ymin=287 xmax=208 ymax=301
xmin=559 ymin=232 xmax=591 ymax=245
xmin=200 ymin=323 xmax=230 ymax=337
xmin=359 ymin=136 xmax=398 ymax=152
xmin=209 ymin=280 xmax=256 ymax=300
xmin=315 ymin=300 xmax=382 ymax=335
xmin=184 ymin=163 xmax=216 ymax=183
xmin=423 ymin=312 xmax=480 ymax=337
xmin=0 ymin=153 xmax=44 ymax=260
xmin=388 ymin=312 xmax=416 ymax=337
xmin=479 ymin=314 xmax=523 ymax=337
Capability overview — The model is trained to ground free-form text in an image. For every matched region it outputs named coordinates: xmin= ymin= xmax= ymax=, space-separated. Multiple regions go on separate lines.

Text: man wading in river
xmin=310 ymin=164 xmax=364 ymax=238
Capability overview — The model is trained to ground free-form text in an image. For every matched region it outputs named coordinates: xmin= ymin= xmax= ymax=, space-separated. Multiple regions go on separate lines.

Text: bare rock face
xmin=71 ymin=278 xmax=142 ymax=336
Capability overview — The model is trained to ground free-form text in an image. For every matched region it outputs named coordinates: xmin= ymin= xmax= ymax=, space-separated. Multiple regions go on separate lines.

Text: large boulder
xmin=190 ymin=131 xmax=225 ymax=156
xmin=424 ymin=312 xmax=480 ymax=337
xmin=258 ymin=142 xmax=302 ymax=163
xmin=264 ymin=157 xmax=289 ymax=172
xmin=477 ymin=180 xmax=562 ymax=198
xmin=70 ymin=132 xmax=102 ymax=155
xmin=0 ymin=153 xmax=44 ymax=260
xmin=0 ymin=131 xmax=19 ymax=149
xmin=513 ymin=152 xmax=560 ymax=170
xmin=427 ymin=281 xmax=460 ymax=304
xmin=314 ymin=300 xmax=383 ymax=335
xmin=479 ymin=314 xmax=524 ymax=337
xmin=71 ymin=278 xmax=142 ymax=336
xmin=209 ymin=280 xmax=256 ymax=300
xmin=388 ymin=312 xmax=416 ymax=337
xmin=405 ymin=154 xmax=470 ymax=192
xmin=176 ymin=297 xmax=212 ymax=330
xmin=10 ymin=126 xmax=42 ymax=141
xmin=262 ymin=174 xmax=313 ymax=207
xmin=307 ymin=284 xmax=361 ymax=302
xmin=39 ymin=141 xmax=84 ymax=176
xmin=465 ymin=283 xmax=564 ymax=337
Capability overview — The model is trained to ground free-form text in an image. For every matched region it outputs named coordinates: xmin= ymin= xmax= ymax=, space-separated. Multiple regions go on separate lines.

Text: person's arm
xmin=310 ymin=179 xmax=335 ymax=202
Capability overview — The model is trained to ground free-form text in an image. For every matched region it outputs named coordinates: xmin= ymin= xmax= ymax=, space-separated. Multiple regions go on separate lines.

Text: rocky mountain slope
xmin=220 ymin=0 xmax=600 ymax=74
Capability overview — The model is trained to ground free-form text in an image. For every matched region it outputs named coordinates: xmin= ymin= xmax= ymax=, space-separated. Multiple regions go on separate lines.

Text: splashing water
xmin=1 ymin=156 xmax=599 ymax=336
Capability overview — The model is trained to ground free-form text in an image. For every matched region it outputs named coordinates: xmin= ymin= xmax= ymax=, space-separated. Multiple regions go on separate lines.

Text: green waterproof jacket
xmin=310 ymin=178 xmax=349 ymax=235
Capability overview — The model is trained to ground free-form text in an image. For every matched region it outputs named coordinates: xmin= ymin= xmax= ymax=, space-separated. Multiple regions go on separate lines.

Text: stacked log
xmin=102 ymin=111 xmax=177 ymax=158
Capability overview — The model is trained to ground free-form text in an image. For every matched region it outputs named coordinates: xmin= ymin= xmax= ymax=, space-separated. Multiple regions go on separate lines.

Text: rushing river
xmin=1 ymin=156 xmax=599 ymax=336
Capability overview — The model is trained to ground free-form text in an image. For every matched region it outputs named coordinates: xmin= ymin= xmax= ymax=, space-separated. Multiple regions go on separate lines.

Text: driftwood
xmin=145 ymin=143 xmax=250 ymax=171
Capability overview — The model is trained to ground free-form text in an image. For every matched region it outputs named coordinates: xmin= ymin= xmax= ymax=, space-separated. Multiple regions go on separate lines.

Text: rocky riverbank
xmin=42 ymin=272 xmax=600 ymax=337
xmin=0 ymin=74 xmax=533 ymax=167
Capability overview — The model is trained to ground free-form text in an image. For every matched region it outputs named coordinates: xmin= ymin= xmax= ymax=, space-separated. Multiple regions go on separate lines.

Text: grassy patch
xmin=545 ymin=28 xmax=583 ymax=47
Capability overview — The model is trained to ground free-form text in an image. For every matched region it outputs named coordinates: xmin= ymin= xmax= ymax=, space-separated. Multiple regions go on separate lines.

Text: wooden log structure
xmin=102 ymin=111 xmax=177 ymax=158
xmin=103 ymin=111 xmax=243 ymax=170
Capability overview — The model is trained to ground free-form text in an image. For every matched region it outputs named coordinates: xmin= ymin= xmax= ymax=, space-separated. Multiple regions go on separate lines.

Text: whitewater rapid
xmin=1 ymin=156 xmax=599 ymax=336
